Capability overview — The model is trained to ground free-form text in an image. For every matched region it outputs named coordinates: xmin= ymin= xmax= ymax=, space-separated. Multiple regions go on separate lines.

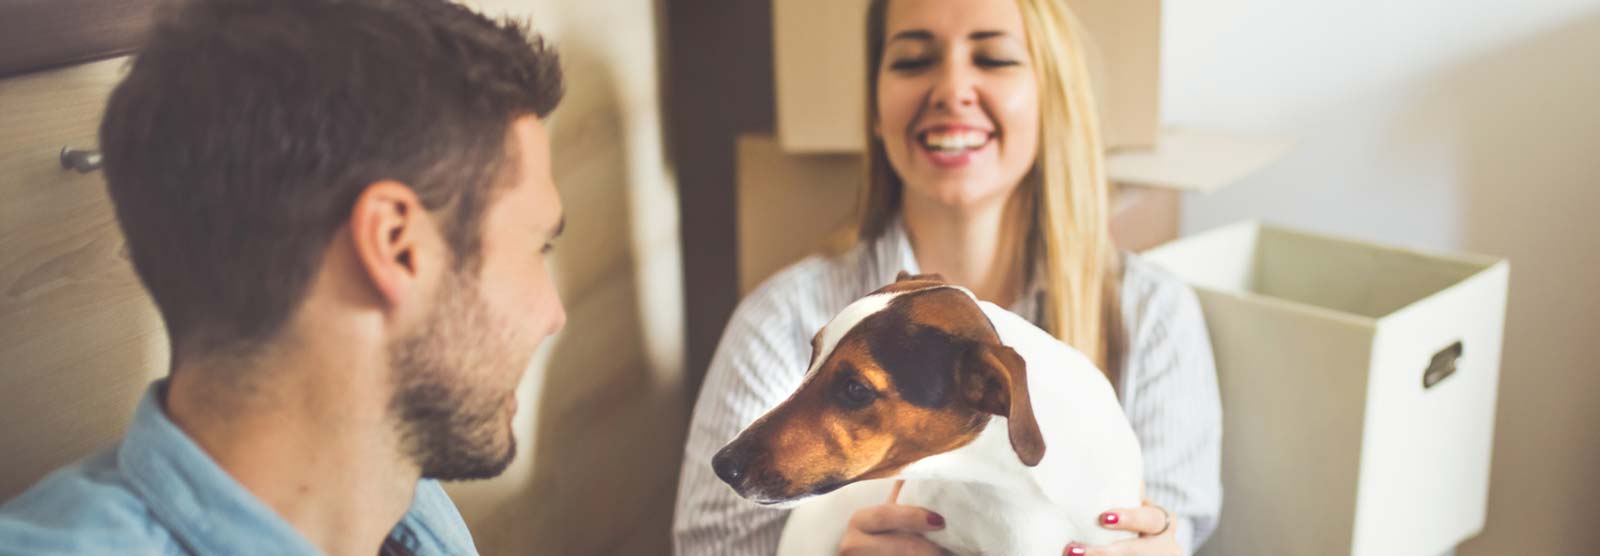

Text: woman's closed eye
xmin=889 ymin=57 xmax=933 ymax=72
xmin=975 ymin=56 xmax=1020 ymax=68
xmin=888 ymin=56 xmax=1019 ymax=72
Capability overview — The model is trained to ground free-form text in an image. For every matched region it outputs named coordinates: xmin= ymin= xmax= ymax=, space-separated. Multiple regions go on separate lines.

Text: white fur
xmin=774 ymin=301 xmax=1145 ymax=555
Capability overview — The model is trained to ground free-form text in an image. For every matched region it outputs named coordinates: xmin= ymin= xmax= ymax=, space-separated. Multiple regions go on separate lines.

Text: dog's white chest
xmin=776 ymin=479 xmax=1081 ymax=556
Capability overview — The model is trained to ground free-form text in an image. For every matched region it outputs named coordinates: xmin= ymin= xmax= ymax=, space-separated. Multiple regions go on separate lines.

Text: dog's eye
xmin=838 ymin=378 xmax=877 ymax=409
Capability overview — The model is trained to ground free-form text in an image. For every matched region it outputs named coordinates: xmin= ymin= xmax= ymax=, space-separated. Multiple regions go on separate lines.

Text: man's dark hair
xmin=100 ymin=0 xmax=563 ymax=359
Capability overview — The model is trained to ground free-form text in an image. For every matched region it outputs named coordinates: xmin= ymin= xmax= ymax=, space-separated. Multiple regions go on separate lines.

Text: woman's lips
xmin=915 ymin=126 xmax=996 ymax=168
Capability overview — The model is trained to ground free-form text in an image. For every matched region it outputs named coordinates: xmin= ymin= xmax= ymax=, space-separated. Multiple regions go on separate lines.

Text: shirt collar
xmin=118 ymin=380 xmax=321 ymax=555
xmin=116 ymin=380 xmax=477 ymax=556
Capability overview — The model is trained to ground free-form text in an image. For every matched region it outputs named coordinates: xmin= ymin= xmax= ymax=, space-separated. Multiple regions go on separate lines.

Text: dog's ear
xmin=961 ymin=342 xmax=1045 ymax=466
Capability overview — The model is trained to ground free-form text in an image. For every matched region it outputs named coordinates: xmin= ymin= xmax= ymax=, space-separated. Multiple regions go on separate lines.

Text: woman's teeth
xmin=920 ymin=130 xmax=991 ymax=153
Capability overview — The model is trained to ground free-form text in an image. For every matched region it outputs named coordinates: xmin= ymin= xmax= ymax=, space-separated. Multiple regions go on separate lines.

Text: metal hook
xmin=60 ymin=147 xmax=103 ymax=174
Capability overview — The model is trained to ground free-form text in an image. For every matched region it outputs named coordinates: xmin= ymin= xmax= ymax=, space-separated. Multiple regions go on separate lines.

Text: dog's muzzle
xmin=715 ymin=439 xmax=810 ymax=505
xmin=713 ymin=439 xmax=844 ymax=506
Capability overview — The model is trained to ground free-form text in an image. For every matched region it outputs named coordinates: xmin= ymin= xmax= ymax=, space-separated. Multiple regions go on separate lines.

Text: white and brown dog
xmin=712 ymin=272 xmax=1144 ymax=555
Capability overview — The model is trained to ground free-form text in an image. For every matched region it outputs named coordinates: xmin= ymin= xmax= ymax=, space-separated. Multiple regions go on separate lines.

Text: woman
xmin=674 ymin=0 xmax=1221 ymax=554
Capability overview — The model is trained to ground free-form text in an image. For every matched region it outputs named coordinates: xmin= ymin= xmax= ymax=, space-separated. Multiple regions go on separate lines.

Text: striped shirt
xmin=673 ymin=218 xmax=1223 ymax=555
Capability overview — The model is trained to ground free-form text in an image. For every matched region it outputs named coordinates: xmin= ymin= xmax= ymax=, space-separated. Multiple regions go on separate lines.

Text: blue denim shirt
xmin=0 ymin=381 xmax=479 ymax=555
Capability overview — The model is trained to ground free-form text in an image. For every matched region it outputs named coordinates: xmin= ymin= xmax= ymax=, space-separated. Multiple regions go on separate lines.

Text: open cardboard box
xmin=1144 ymin=222 xmax=1509 ymax=556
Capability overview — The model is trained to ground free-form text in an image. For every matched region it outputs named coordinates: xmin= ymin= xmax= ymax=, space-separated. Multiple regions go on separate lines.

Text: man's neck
xmin=902 ymin=189 xmax=1031 ymax=307
xmin=164 ymin=343 xmax=418 ymax=556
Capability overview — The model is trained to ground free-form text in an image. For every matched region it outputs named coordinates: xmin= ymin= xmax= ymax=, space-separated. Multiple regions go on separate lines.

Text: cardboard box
xmin=736 ymin=135 xmax=860 ymax=293
xmin=1069 ymin=0 xmax=1161 ymax=150
xmin=1142 ymin=222 xmax=1509 ymax=556
xmin=773 ymin=0 xmax=1161 ymax=153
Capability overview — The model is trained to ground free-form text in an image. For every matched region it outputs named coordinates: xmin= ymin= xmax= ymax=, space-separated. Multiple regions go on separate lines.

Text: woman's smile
xmin=914 ymin=124 xmax=997 ymax=168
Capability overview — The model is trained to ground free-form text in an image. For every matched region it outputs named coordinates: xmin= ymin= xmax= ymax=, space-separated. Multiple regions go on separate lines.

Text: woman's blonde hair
xmin=857 ymin=0 xmax=1124 ymax=375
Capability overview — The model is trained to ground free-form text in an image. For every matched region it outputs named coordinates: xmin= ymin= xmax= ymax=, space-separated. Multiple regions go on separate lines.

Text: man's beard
xmin=388 ymin=270 xmax=521 ymax=481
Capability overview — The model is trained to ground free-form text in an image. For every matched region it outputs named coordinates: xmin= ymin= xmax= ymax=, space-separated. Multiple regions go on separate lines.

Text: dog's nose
xmin=712 ymin=442 xmax=760 ymax=486
xmin=712 ymin=447 xmax=745 ymax=484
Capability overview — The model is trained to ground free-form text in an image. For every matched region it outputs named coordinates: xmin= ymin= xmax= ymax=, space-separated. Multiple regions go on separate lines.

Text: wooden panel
xmin=0 ymin=57 xmax=169 ymax=501
xmin=0 ymin=0 xmax=157 ymax=79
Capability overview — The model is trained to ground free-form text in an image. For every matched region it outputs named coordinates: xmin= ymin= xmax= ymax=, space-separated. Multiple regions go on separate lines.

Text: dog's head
xmin=712 ymin=272 xmax=1043 ymax=504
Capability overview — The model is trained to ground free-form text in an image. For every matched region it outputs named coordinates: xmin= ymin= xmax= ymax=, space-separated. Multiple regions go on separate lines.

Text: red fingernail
xmin=1065 ymin=543 xmax=1087 ymax=556
xmin=1100 ymin=512 xmax=1119 ymax=526
xmin=927 ymin=512 xmax=945 ymax=527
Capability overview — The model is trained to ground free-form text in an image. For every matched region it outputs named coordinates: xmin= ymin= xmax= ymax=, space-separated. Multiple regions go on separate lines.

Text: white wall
xmin=1162 ymin=1 xmax=1600 ymax=553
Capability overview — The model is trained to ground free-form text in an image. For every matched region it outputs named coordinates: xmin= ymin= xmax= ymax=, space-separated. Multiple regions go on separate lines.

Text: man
xmin=0 ymin=0 xmax=567 ymax=554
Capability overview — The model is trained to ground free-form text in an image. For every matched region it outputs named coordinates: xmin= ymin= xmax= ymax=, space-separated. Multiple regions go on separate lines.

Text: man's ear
xmin=961 ymin=342 xmax=1045 ymax=466
xmin=349 ymin=181 xmax=432 ymax=310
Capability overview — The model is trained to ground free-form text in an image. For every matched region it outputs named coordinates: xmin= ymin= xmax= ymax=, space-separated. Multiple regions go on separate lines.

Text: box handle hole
xmin=1423 ymin=340 xmax=1464 ymax=389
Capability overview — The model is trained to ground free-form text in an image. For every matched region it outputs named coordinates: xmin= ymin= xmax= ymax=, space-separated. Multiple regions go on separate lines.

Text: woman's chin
xmin=902 ymin=177 xmax=1018 ymax=211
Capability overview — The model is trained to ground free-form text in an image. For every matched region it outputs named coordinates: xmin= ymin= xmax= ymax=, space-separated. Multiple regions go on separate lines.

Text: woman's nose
xmin=930 ymin=61 xmax=978 ymax=111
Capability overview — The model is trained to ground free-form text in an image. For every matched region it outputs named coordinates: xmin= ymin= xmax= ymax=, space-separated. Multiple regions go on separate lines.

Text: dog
xmin=712 ymin=272 xmax=1144 ymax=555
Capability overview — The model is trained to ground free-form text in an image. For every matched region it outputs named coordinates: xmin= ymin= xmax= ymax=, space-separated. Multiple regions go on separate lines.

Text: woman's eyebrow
xmin=888 ymin=29 xmax=1013 ymax=43
xmin=888 ymin=29 xmax=933 ymax=43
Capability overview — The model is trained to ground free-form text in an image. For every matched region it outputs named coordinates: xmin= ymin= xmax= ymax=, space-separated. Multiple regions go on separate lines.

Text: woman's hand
xmin=837 ymin=503 xmax=950 ymax=556
xmin=1063 ymin=498 xmax=1180 ymax=556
